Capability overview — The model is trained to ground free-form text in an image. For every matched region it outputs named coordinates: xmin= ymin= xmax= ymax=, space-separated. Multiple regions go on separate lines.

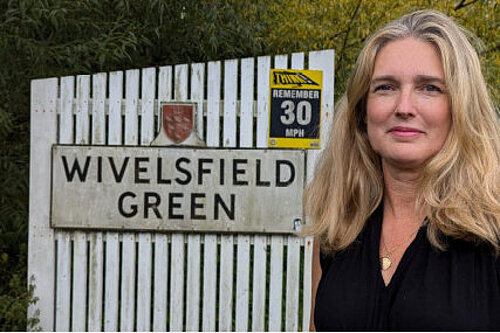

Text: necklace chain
xmin=380 ymin=227 xmax=419 ymax=271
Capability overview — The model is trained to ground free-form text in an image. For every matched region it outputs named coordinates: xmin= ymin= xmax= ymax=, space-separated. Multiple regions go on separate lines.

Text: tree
xmin=249 ymin=0 xmax=498 ymax=105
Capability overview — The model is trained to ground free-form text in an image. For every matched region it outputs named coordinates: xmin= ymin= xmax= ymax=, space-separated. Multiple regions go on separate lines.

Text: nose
xmin=395 ymin=87 xmax=415 ymax=119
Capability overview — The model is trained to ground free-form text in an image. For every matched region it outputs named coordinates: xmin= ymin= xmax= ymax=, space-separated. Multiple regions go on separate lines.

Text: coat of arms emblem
xmin=163 ymin=104 xmax=193 ymax=143
xmin=151 ymin=103 xmax=204 ymax=146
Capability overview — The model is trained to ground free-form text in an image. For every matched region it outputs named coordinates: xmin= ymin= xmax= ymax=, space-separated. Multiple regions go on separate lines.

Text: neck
xmin=382 ymin=161 xmax=426 ymax=224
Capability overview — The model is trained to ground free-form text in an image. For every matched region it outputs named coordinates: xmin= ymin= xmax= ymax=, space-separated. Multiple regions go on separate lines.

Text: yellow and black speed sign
xmin=268 ymin=69 xmax=322 ymax=149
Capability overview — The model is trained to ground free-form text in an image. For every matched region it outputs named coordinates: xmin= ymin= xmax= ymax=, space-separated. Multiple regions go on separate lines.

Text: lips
xmin=388 ymin=126 xmax=423 ymax=138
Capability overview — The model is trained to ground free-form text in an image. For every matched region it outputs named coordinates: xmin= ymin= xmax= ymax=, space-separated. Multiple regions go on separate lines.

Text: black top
xmin=314 ymin=205 xmax=500 ymax=331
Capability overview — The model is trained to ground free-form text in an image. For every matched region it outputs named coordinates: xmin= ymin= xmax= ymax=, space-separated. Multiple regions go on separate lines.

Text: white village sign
xmin=51 ymin=145 xmax=305 ymax=233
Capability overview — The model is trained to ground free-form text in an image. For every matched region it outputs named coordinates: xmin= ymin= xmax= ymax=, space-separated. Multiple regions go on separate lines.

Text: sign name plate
xmin=51 ymin=146 xmax=305 ymax=234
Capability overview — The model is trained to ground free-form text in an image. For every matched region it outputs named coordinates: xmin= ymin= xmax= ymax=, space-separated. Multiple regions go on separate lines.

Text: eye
xmin=423 ymin=84 xmax=442 ymax=92
xmin=374 ymin=84 xmax=393 ymax=92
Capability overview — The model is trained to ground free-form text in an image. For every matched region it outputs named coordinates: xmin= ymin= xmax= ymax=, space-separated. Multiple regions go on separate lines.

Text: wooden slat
xmin=235 ymin=58 xmax=253 ymax=332
xmin=55 ymin=76 xmax=73 ymax=331
xmin=168 ymin=64 xmax=189 ymax=332
xmin=125 ymin=69 xmax=139 ymax=146
xmin=72 ymin=232 xmax=88 ymax=331
xmin=55 ymin=233 xmax=71 ymax=331
xmin=202 ymin=235 xmax=217 ymax=331
xmin=291 ymin=52 xmax=305 ymax=70
xmin=152 ymin=66 xmax=171 ymax=332
xmin=72 ymin=75 xmax=90 ymax=331
xmin=59 ymin=76 xmax=74 ymax=144
xmin=157 ymin=66 xmax=172 ymax=133
xmin=120 ymin=233 xmax=136 ymax=331
xmin=121 ymin=69 xmax=138 ymax=332
xmin=28 ymin=78 xmax=58 ymax=331
xmin=219 ymin=235 xmax=234 ymax=331
xmin=140 ymin=67 xmax=156 ymax=145
xmin=285 ymin=52 xmax=305 ymax=332
xmin=185 ymin=234 xmax=200 ymax=332
xmin=223 ymin=59 xmax=237 ymax=147
xmin=217 ymin=59 xmax=238 ymax=331
xmin=152 ymin=234 xmax=168 ymax=331
xmin=158 ymin=66 xmax=173 ymax=102
xmin=104 ymin=233 xmax=119 ymax=331
xmin=170 ymin=234 xmax=185 ymax=331
xmin=235 ymin=235 xmax=250 ymax=332
xmin=206 ymin=61 xmax=221 ymax=147
xmin=184 ymin=62 xmax=204 ymax=332
xmin=303 ymin=50 xmax=335 ymax=330
xmin=269 ymin=236 xmax=284 ymax=332
xmin=137 ymin=234 xmax=152 ymax=331
xmin=108 ymin=71 xmax=123 ymax=145
xmin=88 ymin=232 xmax=104 ymax=332
xmin=202 ymin=60 xmax=221 ymax=332
xmin=286 ymin=236 xmax=301 ymax=332
xmin=191 ymin=63 xmax=205 ymax=139
xmin=274 ymin=54 xmax=288 ymax=69
xmin=136 ymin=67 xmax=156 ymax=331
xmin=239 ymin=57 xmax=254 ymax=148
xmin=88 ymin=72 xmax=106 ymax=332
xmin=302 ymin=236 xmax=314 ymax=331
xmin=251 ymin=55 xmax=271 ymax=331
xmin=256 ymin=56 xmax=270 ymax=148
xmin=251 ymin=236 xmax=267 ymax=331
xmin=75 ymin=75 xmax=90 ymax=145
xmin=92 ymin=73 xmax=107 ymax=145
xmin=268 ymin=54 xmax=288 ymax=332
xmin=104 ymin=70 xmax=123 ymax=331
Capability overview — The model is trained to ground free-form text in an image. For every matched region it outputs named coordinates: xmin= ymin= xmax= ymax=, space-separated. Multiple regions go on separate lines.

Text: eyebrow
xmin=370 ymin=75 xmax=446 ymax=85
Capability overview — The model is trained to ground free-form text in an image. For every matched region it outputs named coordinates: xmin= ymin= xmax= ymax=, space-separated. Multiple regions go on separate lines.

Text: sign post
xmin=268 ymin=69 xmax=323 ymax=149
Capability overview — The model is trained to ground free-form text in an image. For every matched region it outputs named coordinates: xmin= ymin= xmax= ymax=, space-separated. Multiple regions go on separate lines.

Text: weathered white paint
xmin=235 ymin=56 xmax=254 ymax=332
xmin=55 ymin=232 xmax=71 ymax=331
xmin=191 ymin=63 xmax=205 ymax=139
xmin=137 ymin=67 xmax=156 ymax=331
xmin=104 ymin=69 xmax=123 ymax=332
xmin=75 ymin=75 xmax=90 ymax=144
xmin=29 ymin=50 xmax=335 ymax=332
xmin=120 ymin=233 xmax=136 ymax=331
xmin=88 ymin=74 xmax=106 ymax=332
xmin=153 ymin=234 xmax=168 ymax=331
xmin=268 ymin=54 xmax=288 ymax=332
xmin=125 ymin=69 xmax=140 ymax=146
xmin=29 ymin=78 xmax=58 ymax=331
xmin=141 ymin=67 xmax=156 ymax=145
xmin=169 ymin=233 xmax=185 ymax=331
xmin=287 ymin=51 xmax=305 ymax=332
xmin=185 ymin=62 xmax=204 ymax=332
xmin=91 ymin=73 xmax=106 ymax=145
xmin=88 ymin=232 xmax=104 ymax=332
xmin=103 ymin=232 xmax=119 ymax=331
xmin=137 ymin=233 xmax=152 ymax=331
xmin=185 ymin=233 xmax=201 ymax=331
xmin=108 ymin=72 xmax=123 ymax=145
xmin=202 ymin=60 xmax=221 ymax=332
xmin=54 ymin=76 xmax=73 ymax=331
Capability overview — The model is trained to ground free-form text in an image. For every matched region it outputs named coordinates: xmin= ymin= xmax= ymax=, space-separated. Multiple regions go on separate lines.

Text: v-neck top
xmin=314 ymin=205 xmax=500 ymax=331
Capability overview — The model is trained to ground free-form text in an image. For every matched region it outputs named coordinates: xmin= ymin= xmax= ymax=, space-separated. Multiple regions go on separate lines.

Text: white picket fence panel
xmin=28 ymin=50 xmax=334 ymax=331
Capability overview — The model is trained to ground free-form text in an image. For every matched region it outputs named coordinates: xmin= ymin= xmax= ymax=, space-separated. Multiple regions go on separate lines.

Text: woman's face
xmin=366 ymin=37 xmax=451 ymax=170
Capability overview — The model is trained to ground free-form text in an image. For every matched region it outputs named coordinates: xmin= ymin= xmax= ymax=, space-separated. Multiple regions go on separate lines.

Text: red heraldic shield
xmin=162 ymin=104 xmax=194 ymax=144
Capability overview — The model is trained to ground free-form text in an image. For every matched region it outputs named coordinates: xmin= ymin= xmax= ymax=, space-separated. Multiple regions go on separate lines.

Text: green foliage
xmin=0 ymin=0 xmax=497 ymax=330
xmin=250 ymin=0 xmax=499 ymax=105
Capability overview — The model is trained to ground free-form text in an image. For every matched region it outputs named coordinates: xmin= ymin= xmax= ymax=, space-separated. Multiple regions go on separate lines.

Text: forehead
xmin=372 ymin=37 xmax=445 ymax=79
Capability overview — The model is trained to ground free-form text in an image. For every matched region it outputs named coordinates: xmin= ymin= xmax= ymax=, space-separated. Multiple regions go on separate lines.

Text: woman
xmin=305 ymin=10 xmax=499 ymax=330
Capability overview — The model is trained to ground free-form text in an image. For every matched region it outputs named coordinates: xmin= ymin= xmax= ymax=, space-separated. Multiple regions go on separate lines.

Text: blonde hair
xmin=304 ymin=10 xmax=500 ymax=254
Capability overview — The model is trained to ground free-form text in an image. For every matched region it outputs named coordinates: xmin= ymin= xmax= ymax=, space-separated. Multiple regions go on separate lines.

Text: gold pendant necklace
xmin=380 ymin=256 xmax=392 ymax=271
xmin=380 ymin=228 xmax=419 ymax=271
